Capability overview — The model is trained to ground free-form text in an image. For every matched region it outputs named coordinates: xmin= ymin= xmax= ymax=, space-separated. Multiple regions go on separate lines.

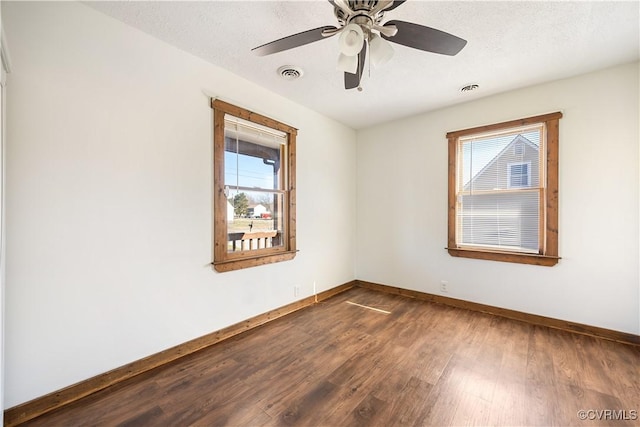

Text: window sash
xmin=446 ymin=111 xmax=562 ymax=266
xmin=456 ymin=191 xmax=541 ymax=254
xmin=224 ymin=118 xmax=287 ymax=193
xmin=225 ymin=189 xmax=286 ymax=254
xmin=455 ymin=127 xmax=544 ymax=254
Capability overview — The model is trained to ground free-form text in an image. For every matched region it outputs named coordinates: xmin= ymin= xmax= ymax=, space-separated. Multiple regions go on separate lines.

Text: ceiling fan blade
xmin=344 ymin=44 xmax=367 ymax=90
xmin=252 ymin=26 xmax=339 ymax=56
xmin=381 ymin=20 xmax=467 ymax=56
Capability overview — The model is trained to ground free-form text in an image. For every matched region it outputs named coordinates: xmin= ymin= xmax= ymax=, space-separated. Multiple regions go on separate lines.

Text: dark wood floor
xmin=22 ymin=287 xmax=640 ymax=426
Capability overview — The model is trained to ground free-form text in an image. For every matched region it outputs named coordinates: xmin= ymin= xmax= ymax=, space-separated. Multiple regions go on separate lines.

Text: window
xmin=446 ymin=112 xmax=562 ymax=266
xmin=507 ymin=161 xmax=531 ymax=188
xmin=211 ymin=99 xmax=297 ymax=272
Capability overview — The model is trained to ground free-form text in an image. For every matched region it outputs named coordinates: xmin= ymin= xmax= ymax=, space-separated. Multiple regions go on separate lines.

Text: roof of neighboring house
xmin=465 ymin=134 xmax=538 ymax=188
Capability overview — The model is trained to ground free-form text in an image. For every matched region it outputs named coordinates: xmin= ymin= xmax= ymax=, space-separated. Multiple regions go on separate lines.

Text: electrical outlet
xmin=440 ymin=281 xmax=448 ymax=293
xmin=294 ymin=286 xmax=300 ymax=297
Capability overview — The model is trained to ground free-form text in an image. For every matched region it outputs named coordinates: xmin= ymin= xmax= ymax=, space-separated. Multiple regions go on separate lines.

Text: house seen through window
xmin=447 ymin=112 xmax=562 ymax=266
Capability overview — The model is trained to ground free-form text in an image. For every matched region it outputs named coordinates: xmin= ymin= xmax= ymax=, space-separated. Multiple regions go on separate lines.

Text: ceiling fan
xmin=252 ymin=0 xmax=467 ymax=91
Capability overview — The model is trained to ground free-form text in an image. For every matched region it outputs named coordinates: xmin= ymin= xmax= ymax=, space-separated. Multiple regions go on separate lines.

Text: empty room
xmin=1 ymin=1 xmax=639 ymax=426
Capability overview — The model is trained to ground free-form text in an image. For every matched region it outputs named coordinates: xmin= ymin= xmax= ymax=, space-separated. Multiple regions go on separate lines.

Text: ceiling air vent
xmin=277 ymin=65 xmax=304 ymax=81
xmin=460 ymin=84 xmax=479 ymax=92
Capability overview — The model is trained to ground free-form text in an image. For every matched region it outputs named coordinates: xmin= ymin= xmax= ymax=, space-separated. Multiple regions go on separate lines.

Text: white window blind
xmin=224 ymin=114 xmax=287 ymax=191
xmin=224 ymin=115 xmax=287 ymax=148
xmin=456 ymin=124 xmax=545 ymax=253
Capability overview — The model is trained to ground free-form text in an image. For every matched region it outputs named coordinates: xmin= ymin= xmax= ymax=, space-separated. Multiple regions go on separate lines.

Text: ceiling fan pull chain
xmin=367 ymin=40 xmax=371 ymax=79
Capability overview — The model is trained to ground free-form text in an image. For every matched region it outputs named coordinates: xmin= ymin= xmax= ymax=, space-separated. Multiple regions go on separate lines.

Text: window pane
xmin=456 ymin=125 xmax=543 ymax=253
xmin=225 ymin=138 xmax=282 ymax=191
xmin=458 ymin=191 xmax=539 ymax=253
xmin=460 ymin=128 xmax=542 ymax=192
xmin=224 ymin=139 xmax=280 ymax=190
xmin=226 ymin=189 xmax=285 ymax=252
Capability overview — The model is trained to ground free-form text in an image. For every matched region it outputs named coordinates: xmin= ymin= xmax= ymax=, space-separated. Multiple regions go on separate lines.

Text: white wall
xmin=3 ymin=2 xmax=356 ymax=408
xmin=357 ymin=62 xmax=640 ymax=335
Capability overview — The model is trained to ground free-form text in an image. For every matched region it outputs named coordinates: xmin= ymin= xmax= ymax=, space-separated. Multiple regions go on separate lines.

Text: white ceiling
xmin=86 ymin=1 xmax=640 ymax=129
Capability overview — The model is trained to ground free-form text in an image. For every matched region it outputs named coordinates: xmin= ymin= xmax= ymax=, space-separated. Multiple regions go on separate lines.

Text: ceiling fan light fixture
xmin=369 ymin=33 xmax=394 ymax=67
xmin=338 ymin=23 xmax=364 ymax=56
xmin=337 ymin=53 xmax=358 ymax=74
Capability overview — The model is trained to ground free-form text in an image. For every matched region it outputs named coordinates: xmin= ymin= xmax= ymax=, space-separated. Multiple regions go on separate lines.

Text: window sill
xmin=446 ymin=247 xmax=560 ymax=266
xmin=212 ymin=250 xmax=298 ymax=272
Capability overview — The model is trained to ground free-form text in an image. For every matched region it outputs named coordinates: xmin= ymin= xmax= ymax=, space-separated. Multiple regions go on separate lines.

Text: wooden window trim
xmin=446 ymin=112 xmax=562 ymax=266
xmin=211 ymin=99 xmax=297 ymax=272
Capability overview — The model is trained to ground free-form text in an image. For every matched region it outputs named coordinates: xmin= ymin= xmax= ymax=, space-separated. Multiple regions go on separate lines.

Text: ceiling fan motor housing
xmin=334 ymin=0 xmax=385 ymax=28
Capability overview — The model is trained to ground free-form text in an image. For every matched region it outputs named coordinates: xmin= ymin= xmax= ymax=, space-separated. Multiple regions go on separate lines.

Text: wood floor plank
xmin=487 ymin=378 xmax=527 ymax=427
xmin=274 ymin=380 xmax=337 ymax=426
xmin=116 ymin=405 xmax=164 ymax=427
xmin=259 ymin=333 xmax=376 ymax=417
xmin=18 ymin=286 xmax=640 ymax=427
xmin=387 ymin=376 xmax=436 ymax=426
xmin=412 ymin=358 xmax=469 ymax=427
xmin=525 ymin=326 xmax=562 ymax=426
xmin=450 ymin=390 xmax=491 ymax=427
xmin=596 ymin=338 xmax=640 ymax=406
xmin=348 ymin=393 xmax=388 ymax=426
xmin=360 ymin=340 xmax=420 ymax=410
xmin=487 ymin=317 xmax=530 ymax=426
